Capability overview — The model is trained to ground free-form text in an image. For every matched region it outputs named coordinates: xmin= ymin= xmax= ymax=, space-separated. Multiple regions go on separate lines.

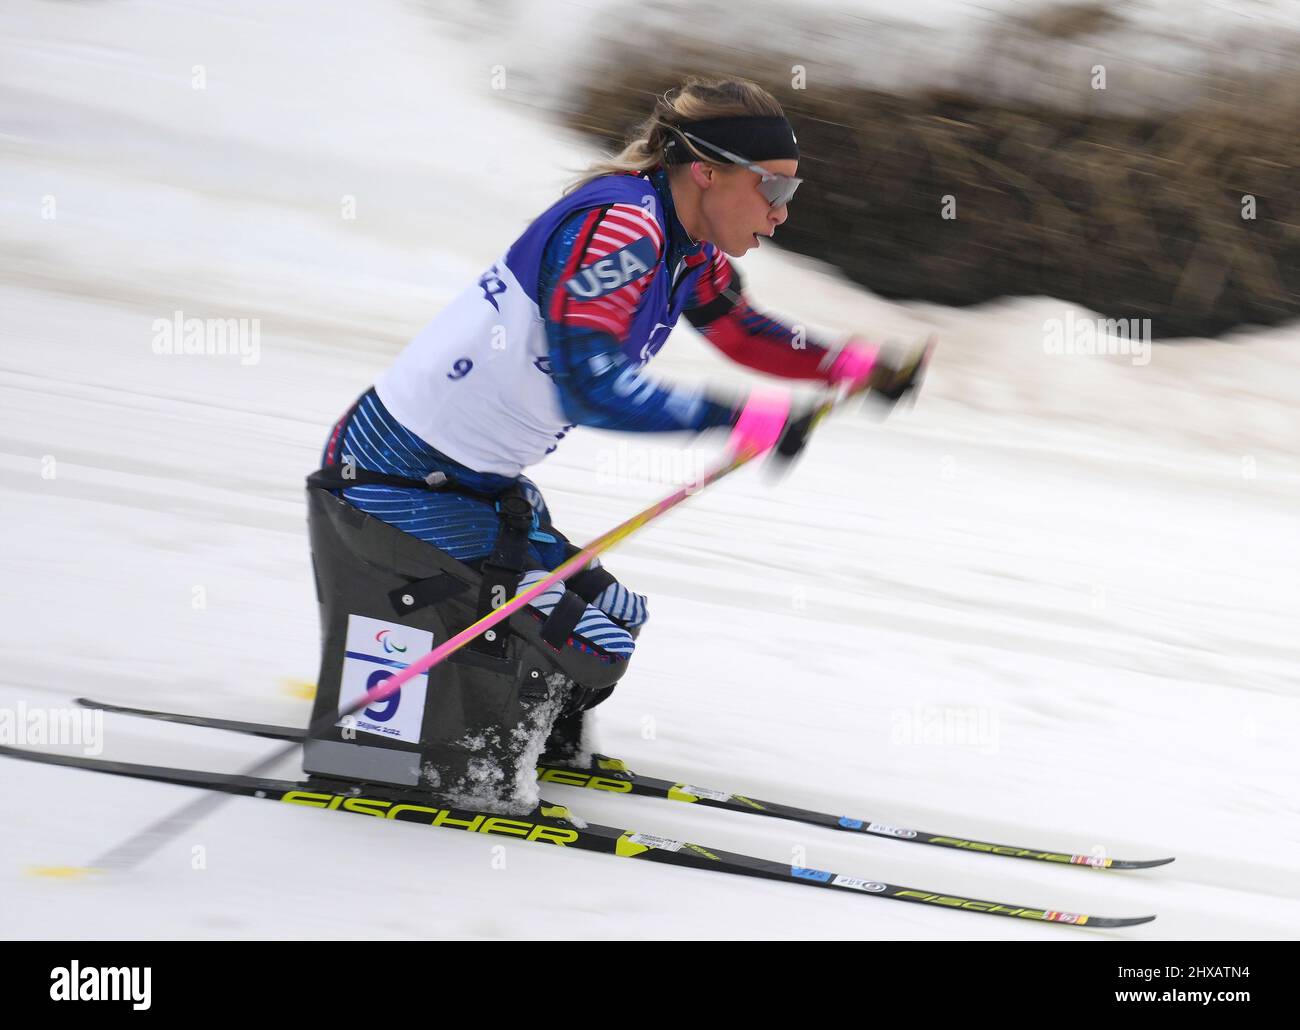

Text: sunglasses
xmin=677 ymin=130 xmax=802 ymax=208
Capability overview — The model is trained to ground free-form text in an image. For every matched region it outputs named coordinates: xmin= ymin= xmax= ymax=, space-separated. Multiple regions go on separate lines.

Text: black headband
xmin=663 ymin=115 xmax=799 ymax=165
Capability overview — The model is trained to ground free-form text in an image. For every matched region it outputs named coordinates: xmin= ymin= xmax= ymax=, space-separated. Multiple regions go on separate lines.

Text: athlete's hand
xmin=826 ymin=338 xmax=881 ymax=392
xmin=726 ymin=335 xmax=935 ymax=469
xmin=725 ymin=389 xmax=792 ymax=460
xmin=773 ymin=336 xmax=937 ymax=467
xmin=861 ymin=336 xmax=936 ymax=409
xmin=725 ymin=390 xmax=820 ymax=468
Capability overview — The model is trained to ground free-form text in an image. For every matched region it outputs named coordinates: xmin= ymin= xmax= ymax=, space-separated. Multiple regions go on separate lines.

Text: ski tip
xmin=1111 ymin=856 xmax=1176 ymax=870
xmin=26 ymin=865 xmax=104 ymax=880
xmin=1092 ymin=914 xmax=1157 ymax=928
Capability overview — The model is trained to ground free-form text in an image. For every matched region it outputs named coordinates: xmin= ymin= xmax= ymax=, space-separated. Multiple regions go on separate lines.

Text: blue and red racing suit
xmin=321 ymin=162 xmax=844 ymax=663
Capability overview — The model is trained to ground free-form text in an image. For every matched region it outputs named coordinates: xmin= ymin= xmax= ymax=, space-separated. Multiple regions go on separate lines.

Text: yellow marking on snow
xmin=281 ymin=678 xmax=317 ymax=700
xmin=27 ymin=865 xmax=103 ymax=879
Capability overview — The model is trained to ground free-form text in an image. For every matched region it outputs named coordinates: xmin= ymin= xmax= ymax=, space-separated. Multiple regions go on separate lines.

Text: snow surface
xmin=1 ymin=0 xmax=1298 ymax=939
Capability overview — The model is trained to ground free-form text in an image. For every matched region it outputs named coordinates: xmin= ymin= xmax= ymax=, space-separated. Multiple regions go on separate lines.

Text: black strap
xmin=470 ymin=484 xmax=535 ymax=660
xmin=558 ymin=543 xmax=618 ymax=603
xmin=538 ymin=589 xmax=587 ymax=650
xmin=388 ymin=574 xmax=469 ymax=616
xmin=566 ymin=564 xmax=617 ymax=604
xmin=306 ymin=464 xmax=518 ymax=504
xmin=307 ymin=465 xmax=444 ymax=492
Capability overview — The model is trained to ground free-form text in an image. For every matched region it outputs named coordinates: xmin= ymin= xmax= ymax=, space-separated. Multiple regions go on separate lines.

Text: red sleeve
xmin=683 ymin=245 xmax=838 ymax=381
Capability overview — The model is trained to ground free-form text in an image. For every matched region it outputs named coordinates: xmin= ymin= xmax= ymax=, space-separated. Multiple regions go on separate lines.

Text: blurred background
xmin=483 ymin=0 xmax=1300 ymax=337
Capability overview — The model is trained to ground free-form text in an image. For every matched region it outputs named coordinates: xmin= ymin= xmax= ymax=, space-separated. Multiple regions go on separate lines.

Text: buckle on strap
xmin=497 ymin=489 xmax=559 ymax=544
xmin=495 ymin=492 xmax=533 ymax=525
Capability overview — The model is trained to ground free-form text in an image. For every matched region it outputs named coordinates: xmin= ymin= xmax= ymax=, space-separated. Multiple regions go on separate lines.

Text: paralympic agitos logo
xmin=375 ymin=629 xmax=407 ymax=654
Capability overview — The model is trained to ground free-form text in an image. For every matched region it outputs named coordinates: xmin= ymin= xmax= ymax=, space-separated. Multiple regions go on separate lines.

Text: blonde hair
xmin=562 ymin=76 xmax=786 ymax=195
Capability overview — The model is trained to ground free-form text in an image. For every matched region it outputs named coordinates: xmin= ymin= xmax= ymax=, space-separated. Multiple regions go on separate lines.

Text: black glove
xmin=769 ymin=337 xmax=936 ymax=472
xmin=774 ymin=404 xmax=818 ymax=462
xmin=865 ymin=335 xmax=936 ymax=408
